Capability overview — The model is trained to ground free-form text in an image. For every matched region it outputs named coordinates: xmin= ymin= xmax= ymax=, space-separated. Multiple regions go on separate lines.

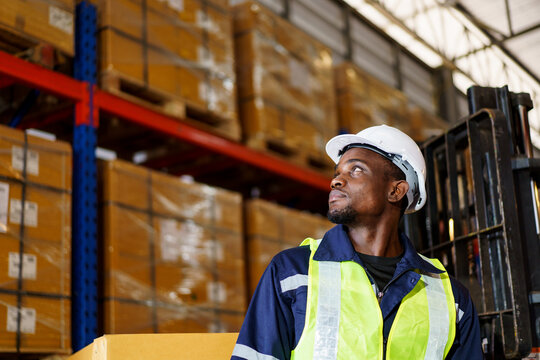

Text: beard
xmin=327 ymin=204 xmax=357 ymax=224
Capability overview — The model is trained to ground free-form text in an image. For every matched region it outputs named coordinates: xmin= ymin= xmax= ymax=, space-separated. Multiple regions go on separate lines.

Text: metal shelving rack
xmin=0 ymin=1 xmax=331 ymax=351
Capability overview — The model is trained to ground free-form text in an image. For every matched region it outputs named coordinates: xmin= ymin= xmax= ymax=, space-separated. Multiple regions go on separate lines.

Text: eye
xmin=351 ymin=165 xmax=364 ymax=175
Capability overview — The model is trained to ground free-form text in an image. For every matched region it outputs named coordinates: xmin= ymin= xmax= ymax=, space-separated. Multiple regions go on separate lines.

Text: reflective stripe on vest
xmin=292 ymin=238 xmax=456 ymax=360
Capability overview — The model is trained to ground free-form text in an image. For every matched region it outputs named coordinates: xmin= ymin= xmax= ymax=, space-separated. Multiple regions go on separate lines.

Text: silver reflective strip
xmin=455 ymin=303 xmax=464 ymax=323
xmin=313 ymin=261 xmax=341 ymax=360
xmin=231 ymin=344 xmax=280 ymax=360
xmin=280 ymin=274 xmax=308 ymax=293
xmin=422 ymin=273 xmax=450 ymax=360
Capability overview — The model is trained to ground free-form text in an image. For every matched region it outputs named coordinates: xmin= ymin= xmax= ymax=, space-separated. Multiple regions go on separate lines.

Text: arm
xmin=232 ymin=256 xmax=297 ymax=360
xmin=446 ymin=279 xmax=484 ymax=359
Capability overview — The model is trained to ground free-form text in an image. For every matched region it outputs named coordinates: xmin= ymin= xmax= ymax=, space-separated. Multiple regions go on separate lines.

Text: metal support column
xmin=72 ymin=0 xmax=98 ymax=352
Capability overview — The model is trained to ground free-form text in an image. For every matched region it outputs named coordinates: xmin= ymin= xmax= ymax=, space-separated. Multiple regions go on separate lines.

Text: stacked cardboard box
xmin=0 ymin=125 xmax=71 ymax=354
xmin=408 ymin=104 xmax=448 ymax=142
xmin=233 ymin=2 xmax=337 ymax=164
xmin=334 ymin=62 xmax=409 ymax=135
xmin=0 ymin=0 xmax=74 ymax=55
xmin=99 ymin=160 xmax=245 ymax=334
xmin=335 ymin=62 xmax=448 ymax=141
xmin=97 ymin=0 xmax=238 ymax=138
xmin=245 ymin=199 xmax=332 ymax=296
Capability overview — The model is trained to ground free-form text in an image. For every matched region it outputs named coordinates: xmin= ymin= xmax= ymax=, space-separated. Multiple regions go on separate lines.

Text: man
xmin=232 ymin=125 xmax=482 ymax=359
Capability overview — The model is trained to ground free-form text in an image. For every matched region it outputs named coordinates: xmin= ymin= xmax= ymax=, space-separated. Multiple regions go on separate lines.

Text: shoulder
xmin=448 ymin=276 xmax=474 ymax=309
xmin=265 ymin=245 xmax=311 ymax=288
xmin=446 ymin=276 xmax=483 ymax=358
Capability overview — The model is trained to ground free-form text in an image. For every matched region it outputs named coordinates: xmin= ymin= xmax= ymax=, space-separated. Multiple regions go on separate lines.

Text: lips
xmin=329 ymin=189 xmax=347 ymax=203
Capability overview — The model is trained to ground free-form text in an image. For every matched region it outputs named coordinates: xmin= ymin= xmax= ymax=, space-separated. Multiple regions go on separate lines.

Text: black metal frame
xmin=408 ymin=109 xmax=533 ymax=359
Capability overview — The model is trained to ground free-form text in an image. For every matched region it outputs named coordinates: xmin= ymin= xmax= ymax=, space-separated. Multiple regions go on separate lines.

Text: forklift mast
xmin=404 ymin=86 xmax=540 ymax=359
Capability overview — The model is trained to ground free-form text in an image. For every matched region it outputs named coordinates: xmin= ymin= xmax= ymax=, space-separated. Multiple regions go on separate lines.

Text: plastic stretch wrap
xmin=0 ymin=125 xmax=72 ymax=354
xmin=0 ymin=0 xmax=74 ymax=55
xmin=245 ymin=199 xmax=332 ymax=296
xmin=407 ymin=104 xmax=448 ymax=142
xmin=99 ymin=160 xmax=245 ymax=334
xmin=334 ymin=62 xmax=409 ymax=134
xmin=335 ymin=62 xmax=447 ymax=141
xmin=233 ymin=2 xmax=337 ymax=158
xmin=97 ymin=0 xmax=237 ymax=122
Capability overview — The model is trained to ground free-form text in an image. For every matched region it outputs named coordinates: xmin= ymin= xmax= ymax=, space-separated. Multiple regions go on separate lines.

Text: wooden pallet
xmin=101 ymin=70 xmax=241 ymax=142
xmin=185 ymin=102 xmax=241 ymax=142
xmin=246 ymin=134 xmax=333 ymax=175
xmin=100 ymin=70 xmax=187 ymax=119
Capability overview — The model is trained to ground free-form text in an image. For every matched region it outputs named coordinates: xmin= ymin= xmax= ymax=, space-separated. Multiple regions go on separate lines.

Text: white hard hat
xmin=326 ymin=125 xmax=426 ymax=213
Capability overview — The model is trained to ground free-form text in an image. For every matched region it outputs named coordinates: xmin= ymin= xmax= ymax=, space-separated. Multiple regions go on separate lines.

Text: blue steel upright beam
xmin=73 ymin=1 xmax=98 ymax=352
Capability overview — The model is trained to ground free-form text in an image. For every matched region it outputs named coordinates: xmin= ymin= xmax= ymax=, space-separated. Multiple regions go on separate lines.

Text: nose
xmin=330 ymin=175 xmax=344 ymax=189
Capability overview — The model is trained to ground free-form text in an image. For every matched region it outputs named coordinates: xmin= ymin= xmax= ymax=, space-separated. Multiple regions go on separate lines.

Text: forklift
xmin=404 ymin=86 xmax=540 ymax=359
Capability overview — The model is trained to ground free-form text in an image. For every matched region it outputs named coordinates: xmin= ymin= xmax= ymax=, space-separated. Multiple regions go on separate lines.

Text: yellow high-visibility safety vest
xmin=291 ymin=238 xmax=456 ymax=360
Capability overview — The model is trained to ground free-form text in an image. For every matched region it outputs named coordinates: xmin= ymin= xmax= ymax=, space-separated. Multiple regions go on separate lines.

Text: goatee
xmin=327 ymin=205 xmax=357 ymax=224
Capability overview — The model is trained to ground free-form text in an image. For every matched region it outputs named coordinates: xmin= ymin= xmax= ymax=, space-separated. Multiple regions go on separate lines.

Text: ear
xmin=388 ymin=180 xmax=409 ymax=205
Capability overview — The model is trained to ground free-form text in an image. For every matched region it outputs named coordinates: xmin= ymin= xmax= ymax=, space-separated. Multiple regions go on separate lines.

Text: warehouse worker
xmin=231 ymin=125 xmax=482 ymax=360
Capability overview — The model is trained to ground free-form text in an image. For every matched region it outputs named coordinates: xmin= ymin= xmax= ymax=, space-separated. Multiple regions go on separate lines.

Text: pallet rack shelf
xmin=0 ymin=2 xmax=331 ymax=351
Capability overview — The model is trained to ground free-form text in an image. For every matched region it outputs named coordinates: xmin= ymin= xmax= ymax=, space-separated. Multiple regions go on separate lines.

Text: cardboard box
xmin=334 ymin=62 xmax=408 ymax=135
xmin=69 ymin=333 xmax=238 ymax=360
xmin=233 ymin=1 xmax=337 ymax=158
xmin=408 ymin=104 xmax=448 ymax=142
xmin=99 ymin=159 xmax=246 ymax=334
xmin=97 ymin=0 xmax=238 ymax=125
xmin=0 ymin=125 xmax=72 ymax=354
xmin=0 ymin=294 xmax=70 ymax=352
xmin=245 ymin=199 xmax=332 ymax=295
xmin=0 ymin=0 xmax=74 ymax=55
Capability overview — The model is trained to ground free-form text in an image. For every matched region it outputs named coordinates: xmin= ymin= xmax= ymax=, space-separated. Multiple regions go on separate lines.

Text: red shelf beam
xmin=0 ymin=50 xmax=331 ymax=192
xmin=0 ymin=51 xmax=85 ymax=101
xmin=95 ymin=90 xmax=331 ymax=191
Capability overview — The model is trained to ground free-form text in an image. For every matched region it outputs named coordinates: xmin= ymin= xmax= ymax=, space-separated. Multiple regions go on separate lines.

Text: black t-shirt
xmin=357 ymin=251 xmax=403 ymax=292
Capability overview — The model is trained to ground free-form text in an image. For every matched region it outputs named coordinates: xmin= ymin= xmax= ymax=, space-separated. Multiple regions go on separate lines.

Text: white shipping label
xmin=8 ymin=253 xmax=37 ymax=280
xmin=289 ymin=58 xmax=311 ymax=94
xmin=206 ymin=241 xmax=224 ymax=262
xmin=198 ymin=82 xmax=208 ymax=102
xmin=11 ymin=146 xmax=39 ymax=176
xmin=196 ymin=10 xmax=206 ymax=27
xmin=6 ymin=306 xmax=36 ymax=334
xmin=166 ymin=0 xmax=183 ymax=12
xmin=207 ymin=281 xmax=227 ymax=303
xmin=9 ymin=200 xmax=38 ymax=227
xmin=160 ymin=219 xmax=181 ymax=262
xmin=49 ymin=6 xmax=74 ymax=35
xmin=0 ymin=182 xmax=9 ymax=233
xmin=8 ymin=253 xmax=19 ymax=279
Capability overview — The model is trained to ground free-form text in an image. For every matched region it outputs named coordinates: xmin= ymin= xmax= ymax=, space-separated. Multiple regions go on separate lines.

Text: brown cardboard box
xmin=0 ymin=0 xmax=74 ymax=55
xmin=245 ymin=199 xmax=332 ymax=295
xmin=0 ymin=294 xmax=70 ymax=353
xmin=100 ymin=159 xmax=246 ymax=334
xmin=335 ymin=62 xmax=408 ymax=133
xmin=0 ymin=125 xmax=71 ymax=354
xmin=408 ymin=104 xmax=448 ymax=142
xmin=97 ymin=0 xmax=238 ymax=127
xmin=234 ymin=2 xmax=337 ymax=158
xmin=69 ymin=333 xmax=239 ymax=360
xmin=0 ymin=126 xmax=72 ymax=190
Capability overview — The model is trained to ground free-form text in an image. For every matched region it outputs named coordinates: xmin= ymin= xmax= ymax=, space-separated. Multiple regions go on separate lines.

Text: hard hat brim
xmin=325 ymin=134 xmax=384 ymax=164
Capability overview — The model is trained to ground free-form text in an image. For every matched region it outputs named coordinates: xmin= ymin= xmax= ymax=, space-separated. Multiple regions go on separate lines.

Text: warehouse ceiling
xmin=346 ymin=0 xmax=540 ymax=148
xmin=456 ymin=0 xmax=540 ymax=84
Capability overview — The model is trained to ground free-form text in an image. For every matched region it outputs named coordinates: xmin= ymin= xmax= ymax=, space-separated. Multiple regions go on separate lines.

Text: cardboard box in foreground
xmin=69 ymin=333 xmax=238 ymax=360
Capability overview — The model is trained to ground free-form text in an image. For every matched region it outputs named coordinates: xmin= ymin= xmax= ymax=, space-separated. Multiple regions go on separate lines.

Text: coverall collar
xmin=313 ymin=224 xmax=443 ymax=275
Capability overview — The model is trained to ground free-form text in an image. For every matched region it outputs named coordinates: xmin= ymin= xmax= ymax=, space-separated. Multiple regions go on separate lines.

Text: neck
xmin=345 ymin=215 xmax=403 ymax=257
